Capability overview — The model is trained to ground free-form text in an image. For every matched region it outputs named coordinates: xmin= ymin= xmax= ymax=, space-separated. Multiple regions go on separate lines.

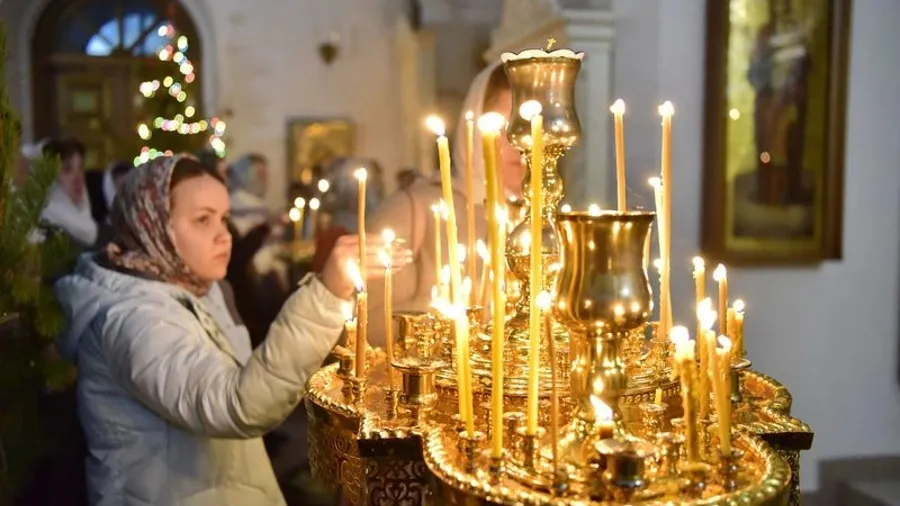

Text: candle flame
xmin=476 ymin=239 xmax=489 ymax=260
xmin=698 ymin=302 xmax=717 ymax=331
xmin=717 ymin=335 xmax=732 ymax=350
xmin=431 ymin=203 xmax=440 ymax=215
xmin=477 ymin=112 xmax=505 ymax=134
xmin=353 ymin=167 xmax=368 ymax=182
xmin=590 ymin=396 xmax=613 ymax=421
xmin=382 ymin=228 xmax=396 ymax=244
xmin=518 ymin=100 xmax=543 ymax=121
xmin=658 ymin=101 xmax=675 ymax=117
xmin=288 ymin=208 xmax=301 ymax=222
xmin=294 ymin=197 xmax=306 ymax=209
xmin=692 ymin=256 xmax=705 ymax=272
xmin=462 ymin=277 xmax=472 ymax=299
xmin=457 ymin=244 xmax=466 ymax=263
xmin=341 ymin=302 xmax=354 ymax=322
xmin=588 ymin=203 xmax=602 ymax=216
xmin=439 ymin=200 xmax=449 ymax=219
xmin=653 ymin=258 xmax=662 ymax=272
xmin=560 ymin=203 xmax=572 ymax=213
xmin=670 ymin=325 xmax=690 ymax=344
xmin=309 ymin=198 xmax=320 ymax=211
xmin=648 ymin=176 xmax=662 ymax=189
xmin=465 ymin=110 xmax=474 ymax=121
xmin=733 ymin=299 xmax=746 ymax=313
xmin=317 ymin=179 xmax=330 ymax=193
xmin=378 ymin=248 xmax=391 ymax=268
xmin=713 ymin=263 xmax=727 ymax=282
xmin=346 ymin=259 xmax=364 ymax=292
xmin=536 ymin=290 xmax=552 ymax=311
xmin=425 ymin=115 xmax=446 ymax=136
xmin=609 ymin=99 xmax=626 ymax=115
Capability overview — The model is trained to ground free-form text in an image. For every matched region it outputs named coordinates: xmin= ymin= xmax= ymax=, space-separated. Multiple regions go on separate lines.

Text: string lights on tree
xmin=133 ymin=24 xmax=226 ymax=165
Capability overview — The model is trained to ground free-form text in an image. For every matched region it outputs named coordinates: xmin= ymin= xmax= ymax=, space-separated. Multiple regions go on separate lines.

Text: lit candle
xmin=478 ymin=111 xmax=506 ymax=306
xmin=708 ymin=336 xmax=733 ymax=454
xmin=674 ymin=329 xmax=700 ymax=463
xmin=658 ymin=102 xmax=675 ymax=344
xmin=537 ymin=291 xmax=558 ymax=470
xmin=432 ymin=202 xmax=444 ymax=297
xmin=426 ymin=116 xmax=462 ymax=306
xmin=610 ymin=99 xmax=627 ymax=211
xmin=354 ymin=168 xmax=368 ymax=286
xmin=488 ymin=208 xmax=508 ymax=457
xmin=341 ymin=301 xmax=356 ymax=349
xmin=426 ymin=115 xmax=472 ymax=431
xmin=347 ymin=260 xmax=367 ymax=378
xmin=732 ymin=299 xmax=745 ymax=359
xmin=317 ymin=179 xmax=331 ymax=194
xmin=713 ymin=264 xmax=728 ymax=335
xmin=521 ymin=99 xmax=544 ymax=435
xmin=669 ymin=325 xmax=689 ymax=379
xmin=380 ymin=229 xmax=396 ymax=388
xmin=308 ymin=198 xmax=321 ymax=241
xmin=289 ymin=206 xmax=303 ymax=243
xmin=696 ymin=299 xmax=715 ymax=421
xmin=464 ymin=111 xmax=477 ymax=306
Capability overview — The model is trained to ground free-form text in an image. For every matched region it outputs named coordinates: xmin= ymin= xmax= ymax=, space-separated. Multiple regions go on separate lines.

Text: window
xmin=52 ymin=0 xmax=192 ymax=57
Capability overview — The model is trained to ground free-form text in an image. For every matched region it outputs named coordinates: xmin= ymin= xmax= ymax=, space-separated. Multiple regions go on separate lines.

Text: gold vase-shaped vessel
xmin=552 ymin=211 xmax=654 ymax=479
xmin=495 ymin=50 xmax=583 ymax=395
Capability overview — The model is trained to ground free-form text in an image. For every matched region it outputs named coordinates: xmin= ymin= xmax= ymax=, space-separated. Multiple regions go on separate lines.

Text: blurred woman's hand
xmin=320 ymin=235 xmax=413 ymax=299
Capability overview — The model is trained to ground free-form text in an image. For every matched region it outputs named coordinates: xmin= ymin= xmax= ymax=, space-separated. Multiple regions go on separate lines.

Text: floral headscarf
xmin=106 ymin=154 xmax=212 ymax=297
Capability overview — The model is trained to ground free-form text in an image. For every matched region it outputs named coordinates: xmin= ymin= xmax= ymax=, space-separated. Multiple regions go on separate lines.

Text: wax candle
xmin=732 ymin=300 xmax=745 ymax=359
xmin=708 ymin=336 xmax=733 ymax=454
xmin=674 ymin=332 xmax=700 ymax=463
xmin=610 ymin=99 xmax=627 ymax=211
xmin=354 ymin=169 xmax=368 ymax=286
xmin=521 ymin=100 xmax=544 ymax=435
xmin=697 ymin=299 xmax=715 ymax=421
xmin=658 ymin=102 xmax=675 ymax=343
xmin=346 ymin=260 xmax=367 ymax=378
xmin=426 ymin=115 xmax=472 ymax=431
xmin=342 ymin=302 xmax=356 ymax=349
xmin=464 ymin=111 xmax=477 ymax=306
xmin=713 ymin=264 xmax=728 ymax=335
xmin=476 ymin=240 xmax=490 ymax=308
xmin=648 ymin=177 xmax=668 ymax=340
xmin=308 ymin=198 xmax=321 ymax=241
xmin=537 ymin=291 xmax=558 ymax=470
xmin=380 ymin=230 xmax=396 ymax=388
xmin=669 ymin=325 xmax=689 ymax=380
xmin=654 ymin=387 xmax=663 ymax=406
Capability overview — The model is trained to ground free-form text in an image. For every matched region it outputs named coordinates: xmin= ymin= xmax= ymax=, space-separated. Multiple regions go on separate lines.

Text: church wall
xmin=612 ymin=0 xmax=900 ymax=492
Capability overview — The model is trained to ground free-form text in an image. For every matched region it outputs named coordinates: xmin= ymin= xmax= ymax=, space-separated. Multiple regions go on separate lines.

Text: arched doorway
xmin=32 ymin=0 xmax=202 ymax=169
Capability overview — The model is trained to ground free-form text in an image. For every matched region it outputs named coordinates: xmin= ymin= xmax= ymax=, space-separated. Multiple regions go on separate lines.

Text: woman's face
xmin=486 ymin=89 xmax=525 ymax=196
xmin=170 ymin=174 xmax=233 ymax=281
xmin=59 ymin=153 xmax=86 ymax=206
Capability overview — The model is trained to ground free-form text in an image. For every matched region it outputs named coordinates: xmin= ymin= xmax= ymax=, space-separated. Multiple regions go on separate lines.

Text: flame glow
xmin=477 ymin=112 xmax=505 ymax=133
xmin=713 ymin=263 xmax=727 ymax=282
xmin=609 ymin=99 xmax=626 ymax=115
xmin=425 ymin=115 xmax=446 ymax=136
xmin=733 ymin=299 xmax=746 ymax=313
xmin=294 ymin=197 xmax=306 ymax=209
xmin=353 ymin=167 xmax=368 ymax=182
xmin=658 ymin=101 xmax=675 ymax=117
xmin=309 ymin=198 xmax=320 ymax=211
xmin=346 ymin=260 xmax=364 ymax=291
xmin=288 ymin=208 xmax=301 ymax=222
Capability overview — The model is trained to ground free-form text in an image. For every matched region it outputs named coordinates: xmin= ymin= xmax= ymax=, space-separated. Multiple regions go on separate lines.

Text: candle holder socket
xmin=678 ymin=461 xmax=712 ymax=498
xmin=595 ymin=438 xmax=654 ymax=503
xmin=730 ymin=358 xmax=752 ymax=404
xmin=638 ymin=402 xmax=666 ymax=439
xmin=383 ymin=387 xmax=400 ymax=420
xmin=655 ymin=431 xmax=683 ymax=478
xmin=460 ymin=430 xmax=486 ymax=474
xmin=347 ymin=376 xmax=367 ymax=408
xmin=717 ymin=448 xmax=744 ymax=492
xmin=516 ymin=425 xmax=546 ymax=471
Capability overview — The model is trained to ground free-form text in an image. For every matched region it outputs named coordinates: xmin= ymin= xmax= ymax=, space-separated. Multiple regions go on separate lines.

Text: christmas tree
xmin=133 ymin=23 xmax=226 ymax=165
xmin=0 ymin=26 xmax=77 ymax=499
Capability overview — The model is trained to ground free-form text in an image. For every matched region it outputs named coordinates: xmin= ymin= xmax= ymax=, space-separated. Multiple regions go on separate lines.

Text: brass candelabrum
xmin=303 ymin=46 xmax=812 ymax=506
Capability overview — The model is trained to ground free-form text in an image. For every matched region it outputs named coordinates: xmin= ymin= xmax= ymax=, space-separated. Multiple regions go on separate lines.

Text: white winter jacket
xmin=54 ymin=254 xmax=344 ymax=505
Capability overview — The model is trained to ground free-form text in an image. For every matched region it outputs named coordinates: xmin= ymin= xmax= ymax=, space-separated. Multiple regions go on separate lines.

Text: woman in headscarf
xmin=364 ymin=62 xmax=524 ymax=344
xmin=40 ymin=137 xmax=100 ymax=248
xmin=53 ymin=155 xmax=410 ymax=505
xmin=227 ymin=153 xmax=274 ymax=236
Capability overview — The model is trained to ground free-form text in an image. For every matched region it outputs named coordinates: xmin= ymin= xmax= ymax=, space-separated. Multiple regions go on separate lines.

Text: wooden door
xmin=49 ymin=56 xmax=141 ymax=170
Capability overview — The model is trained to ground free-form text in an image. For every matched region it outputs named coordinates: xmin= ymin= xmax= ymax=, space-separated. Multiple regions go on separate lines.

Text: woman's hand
xmin=321 ymin=234 xmax=413 ymax=299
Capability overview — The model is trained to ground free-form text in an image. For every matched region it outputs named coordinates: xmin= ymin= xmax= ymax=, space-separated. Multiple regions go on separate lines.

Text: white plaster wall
xmin=612 ymin=0 xmax=900 ymax=491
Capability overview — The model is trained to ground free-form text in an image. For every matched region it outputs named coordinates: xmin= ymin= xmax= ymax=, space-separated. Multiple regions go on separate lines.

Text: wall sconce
xmin=318 ymin=31 xmax=341 ymax=65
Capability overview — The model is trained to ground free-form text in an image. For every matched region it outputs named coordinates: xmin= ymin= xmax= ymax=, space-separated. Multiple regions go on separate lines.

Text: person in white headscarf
xmin=364 ymin=61 xmax=524 ymax=344
xmin=40 ymin=138 xmax=99 ymax=248
xmin=227 ymin=153 xmax=274 ymax=237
